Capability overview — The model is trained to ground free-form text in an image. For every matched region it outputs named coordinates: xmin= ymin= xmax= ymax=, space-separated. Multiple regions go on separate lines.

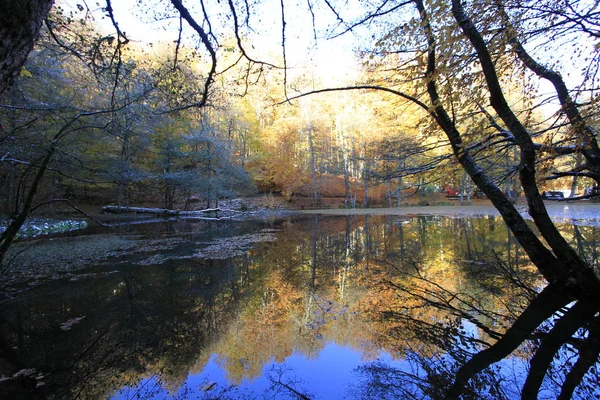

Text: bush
xmin=0 ymin=219 xmax=88 ymax=239
xmin=418 ymin=184 xmax=436 ymax=201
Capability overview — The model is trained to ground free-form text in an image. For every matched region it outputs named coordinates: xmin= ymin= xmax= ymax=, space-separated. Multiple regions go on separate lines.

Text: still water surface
xmin=1 ymin=213 xmax=599 ymax=399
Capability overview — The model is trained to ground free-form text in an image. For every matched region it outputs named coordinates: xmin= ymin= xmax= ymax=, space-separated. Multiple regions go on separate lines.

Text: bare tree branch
xmin=168 ymin=0 xmax=217 ymax=109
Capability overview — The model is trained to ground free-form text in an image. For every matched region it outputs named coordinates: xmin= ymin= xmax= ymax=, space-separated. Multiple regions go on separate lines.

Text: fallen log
xmin=102 ymin=216 xmax=233 ymax=226
xmin=101 ymin=206 xmax=222 ymax=215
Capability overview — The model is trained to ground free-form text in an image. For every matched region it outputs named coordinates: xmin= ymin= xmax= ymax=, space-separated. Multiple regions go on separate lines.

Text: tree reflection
xmin=0 ymin=255 xmax=250 ymax=399
xmin=355 ymin=246 xmax=600 ymax=399
xmin=0 ymin=215 xmax=598 ymax=399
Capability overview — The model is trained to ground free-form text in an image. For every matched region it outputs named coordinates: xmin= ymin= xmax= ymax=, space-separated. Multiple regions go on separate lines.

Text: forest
xmin=1 ymin=0 xmax=600 ymax=399
xmin=2 ymin=0 xmax=596 ymax=222
xmin=0 ymin=6 xmax=473 ymax=217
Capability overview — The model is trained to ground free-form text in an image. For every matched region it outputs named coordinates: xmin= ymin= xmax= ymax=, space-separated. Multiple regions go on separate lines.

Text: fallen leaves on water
xmin=192 ymin=231 xmax=278 ymax=260
xmin=60 ymin=316 xmax=86 ymax=330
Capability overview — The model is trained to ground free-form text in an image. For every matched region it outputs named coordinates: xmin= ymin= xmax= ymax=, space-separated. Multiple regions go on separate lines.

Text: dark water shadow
xmin=0 ymin=214 xmax=599 ymax=399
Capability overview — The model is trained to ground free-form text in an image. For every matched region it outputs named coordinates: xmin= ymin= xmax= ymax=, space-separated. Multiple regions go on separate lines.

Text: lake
xmin=0 ymin=208 xmax=599 ymax=399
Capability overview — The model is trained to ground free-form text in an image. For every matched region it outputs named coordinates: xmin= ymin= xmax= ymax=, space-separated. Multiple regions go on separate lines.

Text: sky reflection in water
xmin=1 ymin=213 xmax=599 ymax=399
xmin=113 ymin=343 xmax=403 ymax=400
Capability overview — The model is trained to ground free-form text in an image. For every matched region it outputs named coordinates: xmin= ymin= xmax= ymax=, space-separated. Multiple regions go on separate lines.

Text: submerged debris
xmin=1 ymin=234 xmax=140 ymax=289
xmin=60 ymin=316 xmax=86 ymax=331
xmin=136 ymin=254 xmax=168 ymax=265
xmin=193 ymin=231 xmax=278 ymax=259
xmin=0 ymin=368 xmax=44 ymax=385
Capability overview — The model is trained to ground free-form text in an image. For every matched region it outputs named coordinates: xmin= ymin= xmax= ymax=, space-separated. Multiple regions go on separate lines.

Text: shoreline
xmin=297 ymin=203 xmax=600 ymax=226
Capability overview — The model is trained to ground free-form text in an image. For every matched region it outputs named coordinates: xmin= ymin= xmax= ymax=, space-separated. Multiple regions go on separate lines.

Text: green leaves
xmin=19 ymin=67 xmax=33 ymax=78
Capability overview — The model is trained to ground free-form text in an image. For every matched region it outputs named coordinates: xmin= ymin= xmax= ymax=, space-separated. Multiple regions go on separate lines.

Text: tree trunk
xmin=308 ymin=124 xmax=318 ymax=204
xmin=570 ymin=153 xmax=583 ymax=197
xmin=342 ymin=144 xmax=350 ymax=206
xmin=0 ymin=140 xmax=57 ymax=265
xmin=460 ymin=171 xmax=466 ymax=205
xmin=352 ymin=145 xmax=358 ymax=208
xmin=362 ymin=161 xmax=368 ymax=208
xmin=396 ymin=161 xmax=403 ymax=207
xmin=460 ymin=170 xmax=471 ymax=205
xmin=184 ymin=188 xmax=191 ymax=211
xmin=362 ymin=144 xmax=368 ymax=208
xmin=164 ymin=184 xmax=176 ymax=210
xmin=450 ymin=0 xmax=598 ymax=292
xmin=116 ymin=183 xmax=122 ymax=208
xmin=0 ymin=0 xmax=55 ymax=94
xmin=337 ymin=118 xmax=351 ymax=206
xmin=4 ymin=167 xmax=14 ymax=215
xmin=344 ymin=161 xmax=350 ymax=206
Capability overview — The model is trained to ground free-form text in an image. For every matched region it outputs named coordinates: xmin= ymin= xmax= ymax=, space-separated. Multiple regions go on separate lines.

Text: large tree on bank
xmin=333 ymin=0 xmax=600 ymax=397
xmin=419 ymin=1 xmax=600 ymax=397
xmin=0 ymin=0 xmax=54 ymax=94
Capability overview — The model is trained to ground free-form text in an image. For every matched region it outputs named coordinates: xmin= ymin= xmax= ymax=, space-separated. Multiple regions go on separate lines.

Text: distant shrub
xmin=0 ymin=219 xmax=88 ymax=239
xmin=418 ymin=184 xmax=436 ymax=201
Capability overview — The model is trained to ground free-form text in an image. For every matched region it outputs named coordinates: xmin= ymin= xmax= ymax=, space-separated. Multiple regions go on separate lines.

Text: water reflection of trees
xmin=0 ymin=215 xmax=598 ymax=399
xmin=253 ymin=215 xmax=600 ymax=399
xmin=351 ymin=217 xmax=600 ymax=399
xmin=0 ymin=256 xmax=251 ymax=399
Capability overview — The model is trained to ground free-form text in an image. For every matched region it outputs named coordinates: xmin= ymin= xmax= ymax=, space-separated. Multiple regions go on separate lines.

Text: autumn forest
xmin=3 ymin=0 xmax=597 ymax=221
